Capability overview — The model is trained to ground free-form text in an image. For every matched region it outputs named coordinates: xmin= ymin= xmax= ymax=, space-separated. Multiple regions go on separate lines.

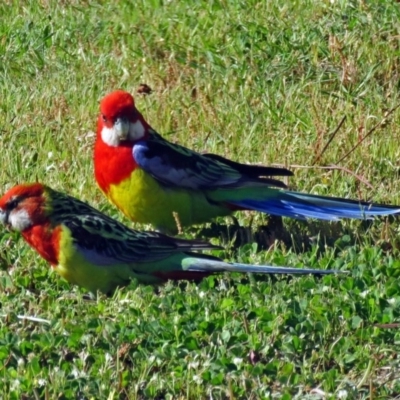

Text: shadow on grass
xmin=192 ymin=215 xmax=399 ymax=256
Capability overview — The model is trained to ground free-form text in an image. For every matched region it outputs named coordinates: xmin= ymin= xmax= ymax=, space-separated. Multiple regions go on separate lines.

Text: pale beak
xmin=114 ymin=117 xmax=130 ymax=140
xmin=0 ymin=209 xmax=9 ymax=226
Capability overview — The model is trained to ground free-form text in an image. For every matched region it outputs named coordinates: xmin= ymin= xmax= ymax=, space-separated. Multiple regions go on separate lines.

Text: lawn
xmin=1 ymin=0 xmax=400 ymax=398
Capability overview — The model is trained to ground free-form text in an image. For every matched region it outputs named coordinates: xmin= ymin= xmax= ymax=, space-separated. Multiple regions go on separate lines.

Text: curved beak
xmin=114 ymin=117 xmax=130 ymax=140
xmin=0 ymin=209 xmax=9 ymax=226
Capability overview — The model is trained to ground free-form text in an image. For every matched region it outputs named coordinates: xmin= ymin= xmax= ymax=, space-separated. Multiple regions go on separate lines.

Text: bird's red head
xmin=97 ymin=90 xmax=149 ymax=147
xmin=0 ymin=183 xmax=47 ymax=232
xmin=100 ymin=90 xmax=136 ymax=127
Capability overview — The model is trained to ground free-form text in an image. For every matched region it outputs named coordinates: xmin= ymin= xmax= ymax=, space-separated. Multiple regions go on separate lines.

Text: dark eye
xmin=6 ymin=197 xmax=19 ymax=210
xmin=102 ymin=114 xmax=107 ymax=122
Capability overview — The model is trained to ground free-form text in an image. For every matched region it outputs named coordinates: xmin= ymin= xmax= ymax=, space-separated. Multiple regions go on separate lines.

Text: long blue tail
xmin=184 ymin=258 xmax=342 ymax=275
xmin=231 ymin=191 xmax=400 ymax=221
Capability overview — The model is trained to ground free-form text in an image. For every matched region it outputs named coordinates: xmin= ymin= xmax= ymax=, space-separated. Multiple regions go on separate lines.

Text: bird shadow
xmin=190 ymin=215 xmax=399 ymax=257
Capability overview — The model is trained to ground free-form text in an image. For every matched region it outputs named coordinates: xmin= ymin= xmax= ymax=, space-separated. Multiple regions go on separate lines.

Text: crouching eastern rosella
xmin=0 ymin=183 xmax=341 ymax=294
xmin=94 ymin=90 xmax=400 ymax=234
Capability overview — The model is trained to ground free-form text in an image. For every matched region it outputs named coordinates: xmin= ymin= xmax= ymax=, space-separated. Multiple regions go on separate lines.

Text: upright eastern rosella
xmin=0 ymin=183 xmax=340 ymax=294
xmin=94 ymin=90 xmax=400 ymax=233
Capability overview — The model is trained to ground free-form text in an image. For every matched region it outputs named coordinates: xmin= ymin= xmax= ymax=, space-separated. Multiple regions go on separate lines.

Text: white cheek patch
xmin=9 ymin=208 xmax=32 ymax=231
xmin=101 ymin=126 xmax=120 ymax=147
xmin=127 ymin=120 xmax=145 ymax=141
xmin=101 ymin=120 xmax=146 ymax=146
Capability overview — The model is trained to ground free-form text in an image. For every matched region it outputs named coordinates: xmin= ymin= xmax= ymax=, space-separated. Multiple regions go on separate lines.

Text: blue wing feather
xmin=133 ymin=137 xmax=289 ymax=190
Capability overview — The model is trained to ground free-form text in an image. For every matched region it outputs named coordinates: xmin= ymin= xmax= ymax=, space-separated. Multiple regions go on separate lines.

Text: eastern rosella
xmin=0 ymin=183 xmax=340 ymax=294
xmin=94 ymin=90 xmax=400 ymax=233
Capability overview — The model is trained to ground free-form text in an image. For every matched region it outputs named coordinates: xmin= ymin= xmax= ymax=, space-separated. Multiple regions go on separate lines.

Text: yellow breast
xmin=56 ymin=226 xmax=130 ymax=293
xmin=108 ymin=168 xmax=195 ymax=232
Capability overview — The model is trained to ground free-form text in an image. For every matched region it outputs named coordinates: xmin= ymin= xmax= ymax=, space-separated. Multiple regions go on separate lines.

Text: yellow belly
xmin=56 ymin=226 xmax=132 ymax=293
xmin=107 ymin=168 xmax=228 ymax=232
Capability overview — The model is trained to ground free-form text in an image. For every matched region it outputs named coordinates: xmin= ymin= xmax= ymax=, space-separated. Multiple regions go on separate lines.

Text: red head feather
xmin=0 ymin=183 xmax=60 ymax=265
xmin=99 ymin=90 xmax=137 ymax=129
xmin=0 ymin=182 xmax=45 ymax=210
xmin=95 ymin=90 xmax=153 ymax=191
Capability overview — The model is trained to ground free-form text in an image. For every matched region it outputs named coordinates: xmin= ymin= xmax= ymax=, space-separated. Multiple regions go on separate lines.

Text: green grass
xmin=1 ymin=0 xmax=400 ymax=398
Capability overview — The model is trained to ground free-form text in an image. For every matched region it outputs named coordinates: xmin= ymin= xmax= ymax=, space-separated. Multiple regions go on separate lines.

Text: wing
xmin=202 ymin=153 xmax=293 ymax=179
xmin=133 ymin=136 xmax=290 ymax=190
xmin=62 ymin=213 xmax=219 ymax=266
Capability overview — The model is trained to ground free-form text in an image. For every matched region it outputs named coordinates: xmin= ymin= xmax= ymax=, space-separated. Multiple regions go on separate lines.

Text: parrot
xmin=0 ymin=183 xmax=341 ymax=294
xmin=93 ymin=90 xmax=400 ymax=234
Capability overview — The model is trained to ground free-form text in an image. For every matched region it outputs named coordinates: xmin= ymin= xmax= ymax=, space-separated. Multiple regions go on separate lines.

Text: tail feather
xmin=185 ymin=258 xmax=342 ymax=275
xmin=230 ymin=191 xmax=400 ymax=221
